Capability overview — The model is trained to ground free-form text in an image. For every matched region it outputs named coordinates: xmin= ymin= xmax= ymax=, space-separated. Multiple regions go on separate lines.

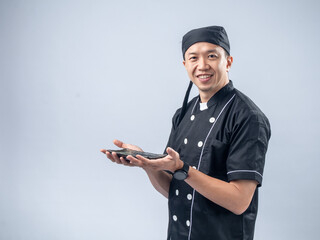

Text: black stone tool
xmin=107 ymin=148 xmax=167 ymax=160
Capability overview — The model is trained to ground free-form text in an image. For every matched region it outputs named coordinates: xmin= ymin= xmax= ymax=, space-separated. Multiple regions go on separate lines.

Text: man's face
xmin=183 ymin=42 xmax=233 ymax=102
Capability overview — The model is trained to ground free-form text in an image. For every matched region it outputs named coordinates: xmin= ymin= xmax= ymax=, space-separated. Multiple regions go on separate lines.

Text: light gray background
xmin=1 ymin=0 xmax=319 ymax=239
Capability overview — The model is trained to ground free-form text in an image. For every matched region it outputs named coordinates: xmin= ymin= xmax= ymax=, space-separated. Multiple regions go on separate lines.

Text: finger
xmin=135 ymin=154 xmax=150 ymax=162
xmin=105 ymin=151 xmax=116 ymax=162
xmin=119 ymin=156 xmax=133 ymax=166
xmin=100 ymin=149 xmax=107 ymax=153
xmin=113 ymin=139 xmax=124 ymax=148
xmin=135 ymin=155 xmax=163 ymax=170
xmin=112 ymin=152 xmax=122 ymax=164
xmin=166 ymin=147 xmax=179 ymax=159
xmin=126 ymin=155 xmax=144 ymax=167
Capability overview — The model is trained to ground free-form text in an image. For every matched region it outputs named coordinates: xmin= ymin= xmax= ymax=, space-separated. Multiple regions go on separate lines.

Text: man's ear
xmin=226 ymin=56 xmax=233 ymax=72
xmin=183 ymin=60 xmax=186 ymax=67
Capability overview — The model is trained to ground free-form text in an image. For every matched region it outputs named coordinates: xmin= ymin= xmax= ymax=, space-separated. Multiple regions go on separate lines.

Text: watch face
xmin=173 ymin=170 xmax=187 ymax=180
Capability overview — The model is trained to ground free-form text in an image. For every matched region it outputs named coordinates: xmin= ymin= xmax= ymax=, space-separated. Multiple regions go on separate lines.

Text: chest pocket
xmin=201 ymin=139 xmax=229 ymax=180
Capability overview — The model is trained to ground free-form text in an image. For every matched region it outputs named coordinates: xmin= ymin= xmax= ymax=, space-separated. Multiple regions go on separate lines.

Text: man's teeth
xmin=198 ymin=75 xmax=211 ymax=79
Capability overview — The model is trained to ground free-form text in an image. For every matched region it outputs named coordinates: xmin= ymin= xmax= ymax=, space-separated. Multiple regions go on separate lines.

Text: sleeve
xmin=226 ymin=109 xmax=271 ymax=187
xmin=163 ymin=108 xmax=182 ymax=154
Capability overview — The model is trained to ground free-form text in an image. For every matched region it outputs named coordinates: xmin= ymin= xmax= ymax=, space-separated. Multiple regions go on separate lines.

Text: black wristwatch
xmin=173 ymin=162 xmax=190 ymax=180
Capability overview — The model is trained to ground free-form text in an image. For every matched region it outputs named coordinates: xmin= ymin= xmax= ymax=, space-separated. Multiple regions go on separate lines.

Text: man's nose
xmin=198 ymin=57 xmax=209 ymax=70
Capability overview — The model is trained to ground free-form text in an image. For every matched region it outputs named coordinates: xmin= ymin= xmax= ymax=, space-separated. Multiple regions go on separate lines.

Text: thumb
xmin=113 ymin=139 xmax=124 ymax=148
xmin=166 ymin=147 xmax=179 ymax=160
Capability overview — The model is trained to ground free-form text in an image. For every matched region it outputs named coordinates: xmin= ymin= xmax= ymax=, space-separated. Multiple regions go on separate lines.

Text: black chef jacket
xmin=165 ymin=81 xmax=271 ymax=240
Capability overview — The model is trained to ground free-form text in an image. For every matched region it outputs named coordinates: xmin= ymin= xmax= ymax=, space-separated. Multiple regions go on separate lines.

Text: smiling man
xmin=101 ymin=26 xmax=271 ymax=240
xmin=184 ymin=42 xmax=231 ymax=101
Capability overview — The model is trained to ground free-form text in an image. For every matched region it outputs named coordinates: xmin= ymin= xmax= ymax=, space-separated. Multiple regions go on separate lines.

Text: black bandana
xmin=182 ymin=26 xmax=230 ymax=60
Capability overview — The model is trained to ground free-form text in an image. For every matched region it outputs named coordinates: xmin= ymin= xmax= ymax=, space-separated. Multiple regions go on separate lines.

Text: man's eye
xmin=209 ymin=54 xmax=218 ymax=59
xmin=189 ymin=56 xmax=197 ymax=60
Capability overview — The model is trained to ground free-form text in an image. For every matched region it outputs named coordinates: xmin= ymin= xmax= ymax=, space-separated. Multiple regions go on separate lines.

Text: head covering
xmin=178 ymin=26 xmax=230 ymax=125
xmin=182 ymin=26 xmax=230 ymax=60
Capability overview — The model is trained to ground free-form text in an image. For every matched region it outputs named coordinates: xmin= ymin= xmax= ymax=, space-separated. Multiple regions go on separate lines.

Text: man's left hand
xmin=126 ymin=147 xmax=183 ymax=173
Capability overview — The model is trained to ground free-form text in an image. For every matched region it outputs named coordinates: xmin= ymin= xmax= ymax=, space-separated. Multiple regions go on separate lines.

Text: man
xmin=101 ymin=26 xmax=271 ymax=240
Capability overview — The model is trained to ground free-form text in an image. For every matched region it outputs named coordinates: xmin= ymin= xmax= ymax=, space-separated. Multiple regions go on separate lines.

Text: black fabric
xmin=182 ymin=26 xmax=230 ymax=59
xmin=178 ymin=81 xmax=193 ymax=125
xmin=165 ymin=81 xmax=271 ymax=240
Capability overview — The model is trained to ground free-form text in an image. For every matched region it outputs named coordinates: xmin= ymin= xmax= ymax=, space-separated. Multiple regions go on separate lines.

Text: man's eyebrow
xmin=187 ymin=49 xmax=219 ymax=55
xmin=207 ymin=49 xmax=219 ymax=53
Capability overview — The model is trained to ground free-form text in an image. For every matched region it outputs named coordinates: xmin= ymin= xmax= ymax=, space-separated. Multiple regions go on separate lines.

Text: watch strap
xmin=173 ymin=161 xmax=190 ymax=180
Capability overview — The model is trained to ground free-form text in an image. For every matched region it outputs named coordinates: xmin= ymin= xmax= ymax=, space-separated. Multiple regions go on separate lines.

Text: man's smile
xmin=196 ymin=74 xmax=213 ymax=82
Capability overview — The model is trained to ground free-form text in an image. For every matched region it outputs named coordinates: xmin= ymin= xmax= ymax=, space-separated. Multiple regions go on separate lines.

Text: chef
xmin=101 ymin=26 xmax=271 ymax=240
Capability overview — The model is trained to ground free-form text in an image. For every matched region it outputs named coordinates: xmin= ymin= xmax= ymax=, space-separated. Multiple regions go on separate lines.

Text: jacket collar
xmin=203 ymin=80 xmax=235 ymax=109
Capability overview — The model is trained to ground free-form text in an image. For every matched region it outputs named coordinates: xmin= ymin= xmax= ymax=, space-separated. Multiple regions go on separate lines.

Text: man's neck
xmin=199 ymin=79 xmax=229 ymax=103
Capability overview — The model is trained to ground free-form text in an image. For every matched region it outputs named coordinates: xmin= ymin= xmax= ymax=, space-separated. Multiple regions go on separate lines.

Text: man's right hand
xmin=100 ymin=139 xmax=143 ymax=166
xmin=101 ymin=139 xmax=172 ymax=198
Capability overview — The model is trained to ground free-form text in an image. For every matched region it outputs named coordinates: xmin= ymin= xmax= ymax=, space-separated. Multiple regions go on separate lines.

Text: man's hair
xmin=224 ymin=49 xmax=230 ymax=59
